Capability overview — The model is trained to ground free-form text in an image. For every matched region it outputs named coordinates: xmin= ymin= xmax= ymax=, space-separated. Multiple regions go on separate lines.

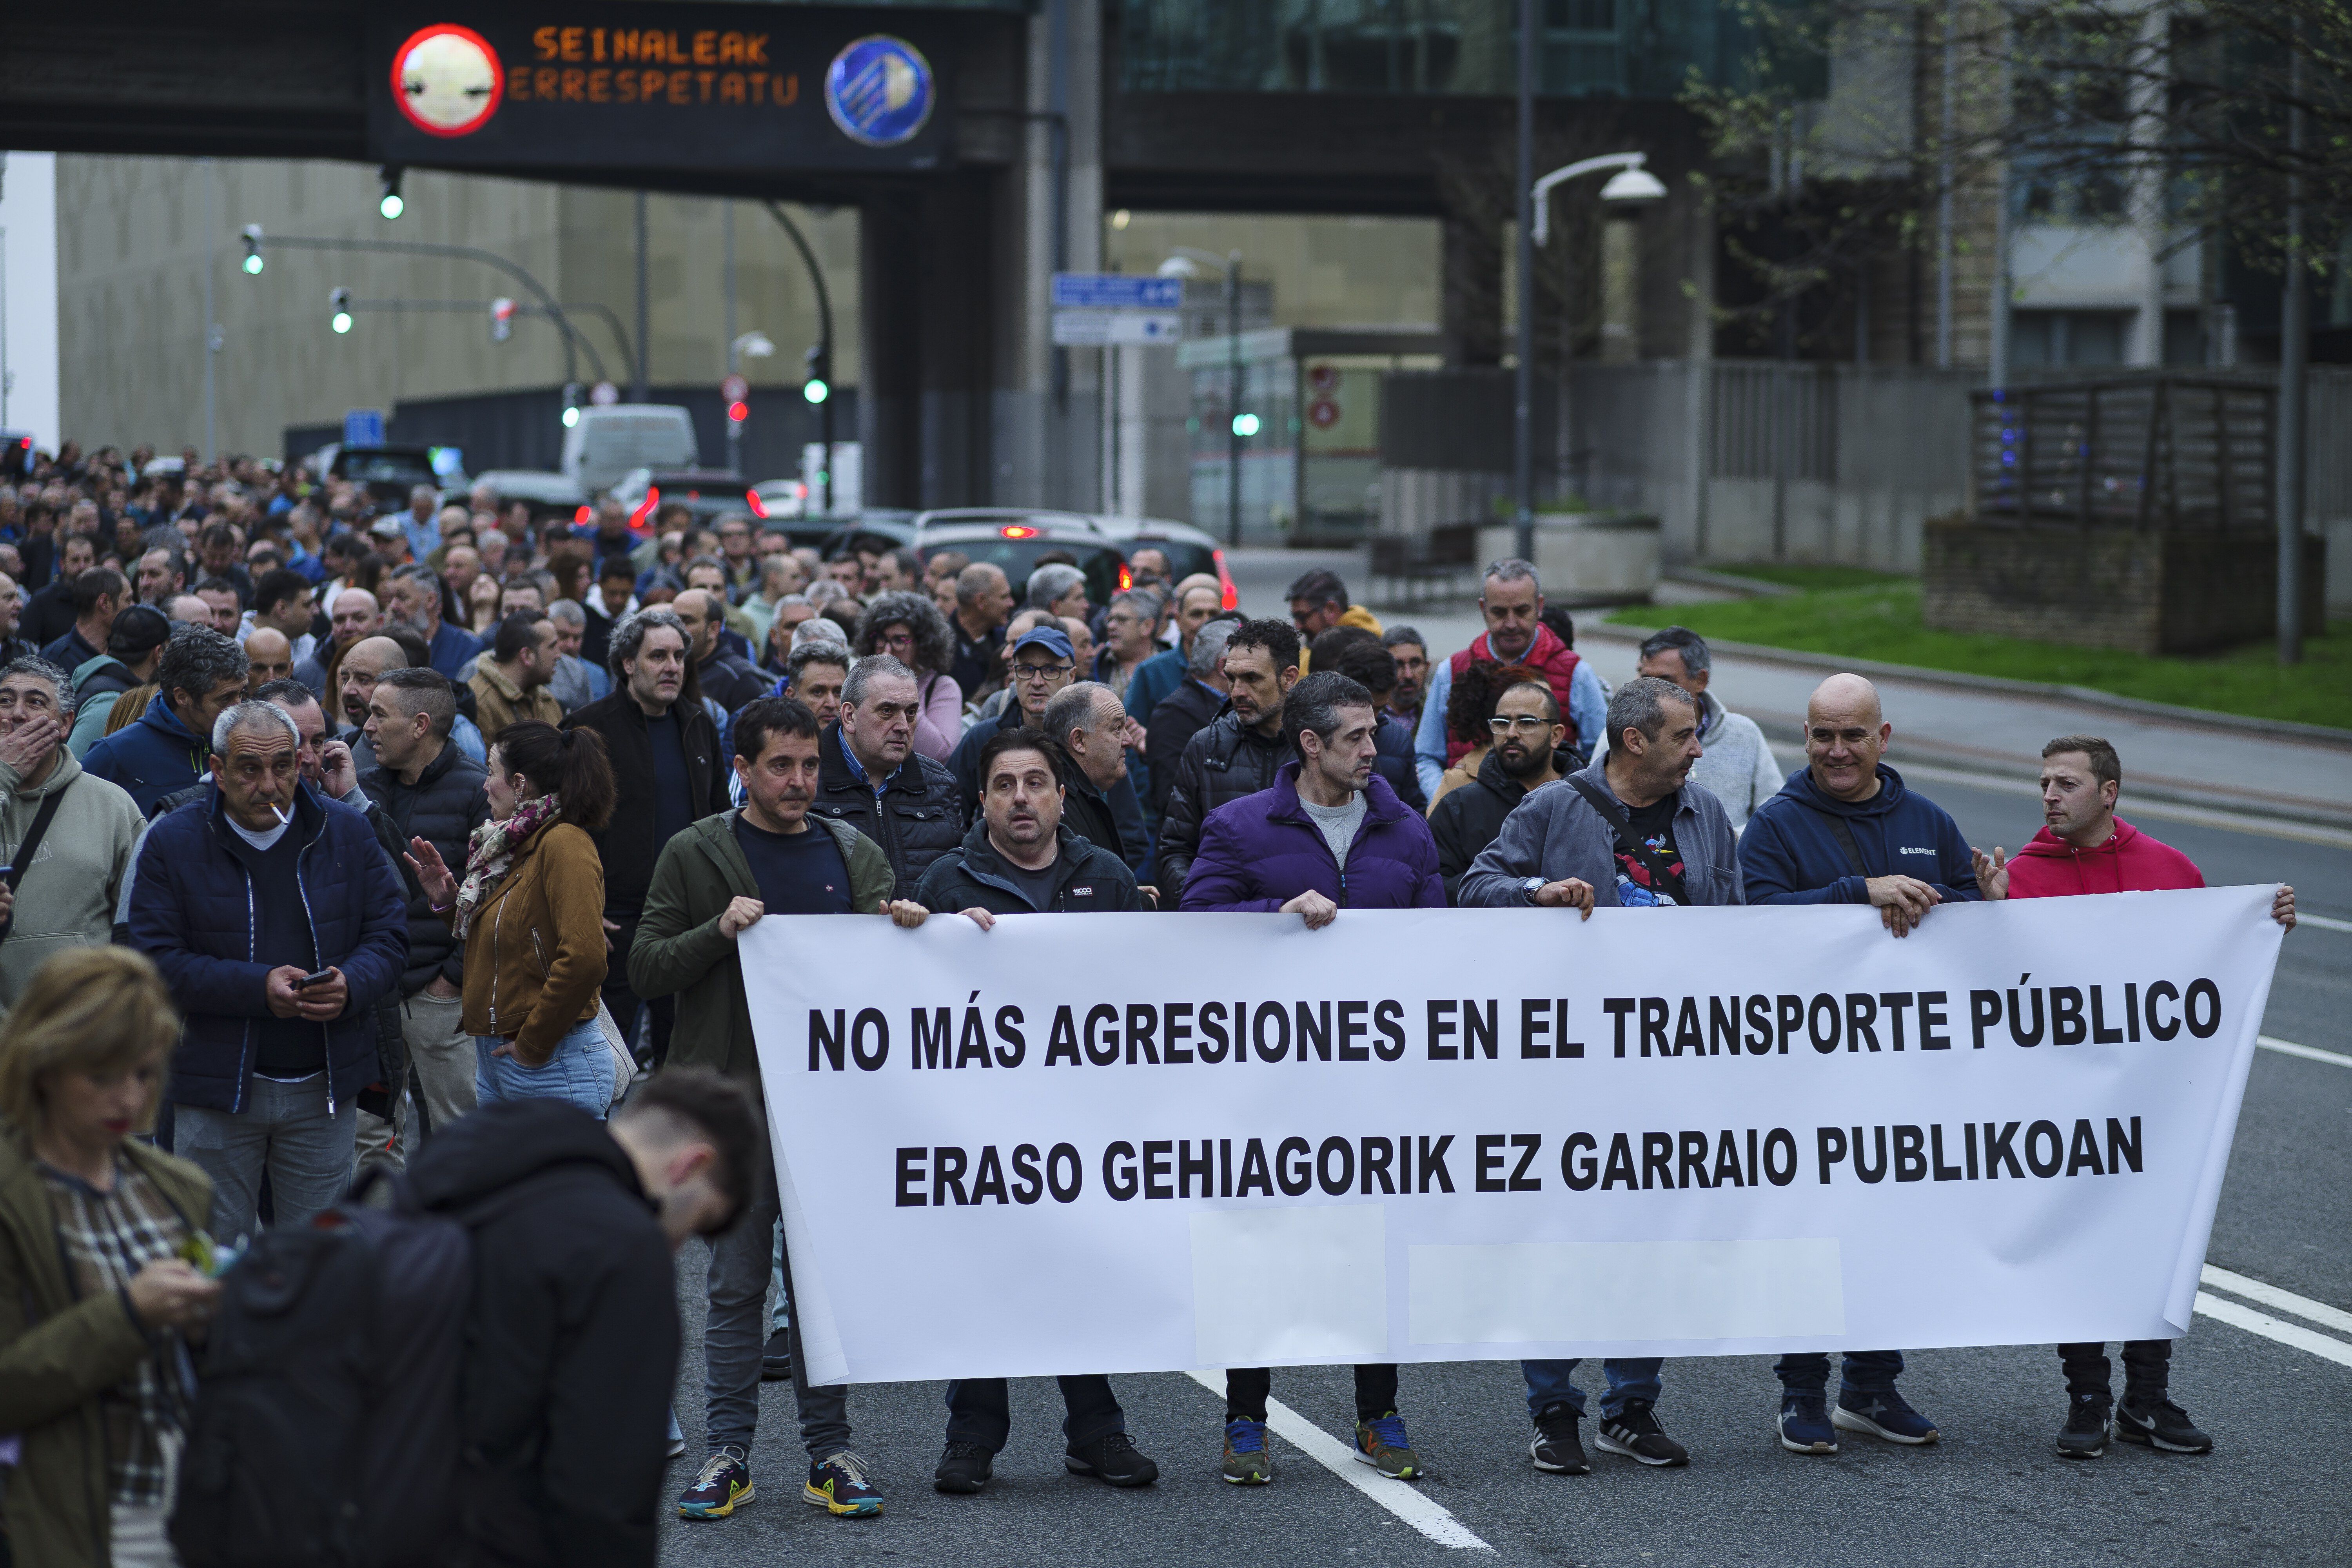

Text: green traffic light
xmin=332 ymin=312 xmax=353 ymax=334
xmin=803 ymin=378 xmax=829 ymax=405
xmin=1232 ymin=412 xmax=1260 ymax=437
xmin=242 ymin=253 xmax=264 ymax=275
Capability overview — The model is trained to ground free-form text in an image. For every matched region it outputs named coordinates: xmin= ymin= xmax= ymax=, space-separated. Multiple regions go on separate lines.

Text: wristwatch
xmin=1521 ymin=876 xmax=1546 ymax=902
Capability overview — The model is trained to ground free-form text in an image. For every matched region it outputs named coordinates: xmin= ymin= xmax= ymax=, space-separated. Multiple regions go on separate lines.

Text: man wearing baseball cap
xmin=947 ymin=622 xmax=1078 ymax=824
xmin=66 ymin=604 xmax=171 ymax=758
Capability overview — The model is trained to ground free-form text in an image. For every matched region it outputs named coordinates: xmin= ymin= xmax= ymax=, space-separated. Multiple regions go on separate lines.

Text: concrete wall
xmin=53 ymin=155 xmax=858 ymax=459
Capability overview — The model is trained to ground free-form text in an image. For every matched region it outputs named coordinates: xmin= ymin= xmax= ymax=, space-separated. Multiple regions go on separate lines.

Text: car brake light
xmin=573 ymin=505 xmax=592 ymax=525
xmin=1214 ymin=548 xmax=1238 ymax=610
xmin=746 ymin=489 xmax=768 ymax=519
xmin=628 ymin=485 xmax=659 ymax=529
xmin=1000 ymin=524 xmax=1038 ymax=539
xmin=1117 ymin=564 xmax=1132 ymax=592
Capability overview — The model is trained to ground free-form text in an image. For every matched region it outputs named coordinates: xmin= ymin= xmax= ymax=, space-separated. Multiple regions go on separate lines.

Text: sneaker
xmin=1065 ymin=1430 xmax=1160 ymax=1487
xmin=677 ymin=1446 xmax=754 ymax=1519
xmin=933 ymin=1440 xmax=994 ymax=1494
xmin=1353 ymin=1412 xmax=1422 ymax=1480
xmin=761 ymin=1328 xmax=794 ymax=1382
xmin=1529 ymin=1404 xmax=1590 ymax=1474
xmin=1595 ymin=1400 xmax=1690 ymax=1466
xmin=1777 ymin=1395 xmax=1838 ymax=1455
xmin=2055 ymin=1394 xmax=2111 ymax=1459
xmin=2116 ymin=1397 xmax=2212 ymax=1454
xmin=1833 ymin=1388 xmax=1940 ymax=1445
xmin=803 ymin=1450 xmax=883 ymax=1516
xmin=1222 ymin=1418 xmax=1273 ymax=1485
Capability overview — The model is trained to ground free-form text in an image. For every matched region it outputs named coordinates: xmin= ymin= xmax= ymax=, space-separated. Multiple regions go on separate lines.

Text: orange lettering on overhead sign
xmin=560 ymin=27 xmax=584 ymax=60
xmin=641 ymin=68 xmax=664 ymax=100
xmin=591 ymin=28 xmax=606 ymax=61
xmin=745 ymin=33 xmax=769 ymax=66
xmin=561 ymin=67 xmax=585 ymax=101
xmin=588 ymin=67 xmax=610 ymax=101
xmin=696 ymin=69 xmax=714 ymax=101
xmin=534 ymin=67 xmax=559 ymax=100
xmin=666 ymin=30 xmax=685 ymax=61
xmin=777 ymin=73 xmax=798 ymax=107
xmin=693 ymin=31 xmax=716 ymax=65
xmin=720 ymin=72 xmax=745 ymax=104
xmin=532 ymin=27 xmax=559 ymax=60
xmin=718 ymin=31 xmax=741 ymax=65
xmin=507 ymin=64 xmax=530 ymax=99
xmin=667 ymin=71 xmax=690 ymax=104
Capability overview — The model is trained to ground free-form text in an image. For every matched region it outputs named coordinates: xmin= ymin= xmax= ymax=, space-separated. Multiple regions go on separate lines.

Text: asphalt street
xmin=653 ymin=553 xmax=2351 ymax=1566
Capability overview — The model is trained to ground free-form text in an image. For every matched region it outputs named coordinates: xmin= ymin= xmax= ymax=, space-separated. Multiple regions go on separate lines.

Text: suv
xmin=912 ymin=510 xmax=1129 ymax=606
xmin=329 ymin=444 xmax=445 ymax=508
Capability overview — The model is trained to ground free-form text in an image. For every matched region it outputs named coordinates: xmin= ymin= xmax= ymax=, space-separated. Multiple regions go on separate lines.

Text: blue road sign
xmin=344 ymin=409 xmax=385 ymax=446
xmin=826 ymin=36 xmax=936 ymax=148
xmin=1051 ymin=273 xmax=1185 ymax=310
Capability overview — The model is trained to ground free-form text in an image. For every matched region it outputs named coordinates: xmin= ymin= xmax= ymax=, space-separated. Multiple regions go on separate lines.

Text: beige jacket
xmin=0 ymin=750 xmax=145 ymax=1018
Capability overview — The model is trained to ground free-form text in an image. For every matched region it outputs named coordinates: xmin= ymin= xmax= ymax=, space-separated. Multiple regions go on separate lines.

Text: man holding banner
xmin=913 ymin=726 xmax=1160 ymax=1493
xmin=1739 ymin=672 xmax=1977 ymax=1453
xmin=1973 ymin=733 xmax=2296 ymax=1459
xmin=1181 ymin=668 xmax=1444 ymax=1486
xmin=1459 ymin=674 xmax=1740 ymax=1472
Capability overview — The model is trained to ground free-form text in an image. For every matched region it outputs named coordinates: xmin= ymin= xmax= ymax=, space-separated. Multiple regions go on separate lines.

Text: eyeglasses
xmin=1488 ymin=714 xmax=1555 ymax=734
xmin=1012 ymin=663 xmax=1074 ymax=684
xmin=880 ymin=630 xmax=916 ymax=648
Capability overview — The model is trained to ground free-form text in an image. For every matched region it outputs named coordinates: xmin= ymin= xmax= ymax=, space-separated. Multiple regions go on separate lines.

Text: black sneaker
xmin=2116 ymin=1398 xmax=2212 ymax=1454
xmin=1065 ymin=1430 xmax=1160 ymax=1487
xmin=761 ymin=1328 xmax=794 ymax=1382
xmin=1595 ymin=1400 xmax=1690 ymax=1466
xmin=933 ymin=1441 xmax=994 ymax=1494
xmin=2055 ymin=1394 xmax=2111 ymax=1459
xmin=1529 ymin=1404 xmax=1591 ymax=1474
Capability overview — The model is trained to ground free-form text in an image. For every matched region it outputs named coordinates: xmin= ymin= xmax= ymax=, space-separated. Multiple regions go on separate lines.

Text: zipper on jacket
xmin=295 ymin=823 xmax=334 ymax=1117
xmin=488 ymin=894 xmax=506 ymax=1033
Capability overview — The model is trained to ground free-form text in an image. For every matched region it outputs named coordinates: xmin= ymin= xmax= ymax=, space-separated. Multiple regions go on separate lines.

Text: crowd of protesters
xmin=0 ymin=437 xmax=2302 ymax=1565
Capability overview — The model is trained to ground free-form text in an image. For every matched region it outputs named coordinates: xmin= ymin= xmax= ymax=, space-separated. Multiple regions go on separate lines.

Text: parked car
xmin=470 ymin=469 xmax=586 ymax=523
xmin=608 ymin=467 xmax=758 ymax=530
xmin=1084 ymin=513 xmax=1237 ymax=608
xmin=911 ymin=510 xmax=1130 ymax=606
xmin=329 ymin=443 xmax=447 ymax=507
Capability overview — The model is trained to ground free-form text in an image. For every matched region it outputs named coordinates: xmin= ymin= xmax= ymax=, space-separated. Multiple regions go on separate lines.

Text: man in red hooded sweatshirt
xmin=1972 ymin=734 xmax=2294 ymax=1462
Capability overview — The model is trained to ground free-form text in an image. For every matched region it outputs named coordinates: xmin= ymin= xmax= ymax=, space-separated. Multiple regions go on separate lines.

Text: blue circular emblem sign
xmin=825 ymin=35 xmax=935 ymax=148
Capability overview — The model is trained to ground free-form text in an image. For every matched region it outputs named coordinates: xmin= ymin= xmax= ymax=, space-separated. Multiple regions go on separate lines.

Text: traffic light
xmin=330 ymin=289 xmax=353 ymax=334
xmin=727 ymin=399 xmax=750 ymax=425
xmin=802 ymin=342 xmax=830 ymax=405
xmin=490 ymin=297 xmax=515 ymax=343
xmin=561 ymin=381 xmax=585 ymax=429
xmin=378 ymin=165 xmax=405 ymax=221
xmin=240 ymin=225 xmax=264 ymax=274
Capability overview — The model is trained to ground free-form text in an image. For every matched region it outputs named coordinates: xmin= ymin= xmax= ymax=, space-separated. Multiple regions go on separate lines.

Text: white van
xmin=560 ymin=405 xmax=699 ymax=497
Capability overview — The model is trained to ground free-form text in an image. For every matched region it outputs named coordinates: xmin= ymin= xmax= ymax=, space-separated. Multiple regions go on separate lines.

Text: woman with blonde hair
xmin=0 ymin=946 xmax=220 ymax=1568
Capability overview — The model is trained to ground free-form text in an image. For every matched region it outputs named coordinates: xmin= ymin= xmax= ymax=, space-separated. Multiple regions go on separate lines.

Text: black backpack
xmin=170 ymin=1171 xmax=480 ymax=1568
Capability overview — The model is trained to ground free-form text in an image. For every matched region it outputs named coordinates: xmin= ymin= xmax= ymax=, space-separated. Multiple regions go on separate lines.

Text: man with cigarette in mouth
xmin=126 ymin=698 xmax=409 ymax=1240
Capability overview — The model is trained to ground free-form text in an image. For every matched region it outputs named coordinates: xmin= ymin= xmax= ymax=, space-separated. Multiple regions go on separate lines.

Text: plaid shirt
xmin=41 ymin=1158 xmax=190 ymax=1506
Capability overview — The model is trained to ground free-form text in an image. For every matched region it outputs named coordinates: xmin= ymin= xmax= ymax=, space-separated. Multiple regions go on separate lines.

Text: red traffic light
xmin=727 ymin=400 xmax=749 ymax=423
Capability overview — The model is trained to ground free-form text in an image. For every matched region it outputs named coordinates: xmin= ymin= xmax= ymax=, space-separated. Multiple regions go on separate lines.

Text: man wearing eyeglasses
xmin=1426 ymin=677 xmax=1577 ymax=905
xmin=1458 ymin=675 xmax=1745 ymax=1479
xmin=947 ymin=624 xmax=1078 ymax=824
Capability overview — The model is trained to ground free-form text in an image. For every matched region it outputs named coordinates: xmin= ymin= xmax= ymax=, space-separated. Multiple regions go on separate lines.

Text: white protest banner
xmin=743 ymin=886 xmax=2284 ymax=1387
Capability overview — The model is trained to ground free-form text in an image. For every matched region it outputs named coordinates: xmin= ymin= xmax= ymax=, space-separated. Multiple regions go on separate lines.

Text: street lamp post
xmin=1520 ymin=151 xmax=1667 ymax=561
xmin=761 ymin=202 xmax=835 ymax=516
xmin=1159 ymin=247 xmax=1247 ymax=547
xmin=728 ymin=330 xmax=775 ymax=478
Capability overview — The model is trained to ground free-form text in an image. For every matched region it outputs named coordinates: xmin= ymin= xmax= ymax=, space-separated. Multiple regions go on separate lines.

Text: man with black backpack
xmin=170 ymin=1070 xmax=760 ymax=1568
xmin=1458 ymin=675 xmax=1742 ymax=1476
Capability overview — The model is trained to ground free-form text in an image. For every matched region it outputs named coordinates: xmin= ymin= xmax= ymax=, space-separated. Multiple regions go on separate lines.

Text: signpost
xmin=1050 ymin=272 xmax=1184 ymax=348
xmin=343 ymin=409 xmax=385 ymax=446
xmin=1050 ymin=310 xmax=1182 ymax=347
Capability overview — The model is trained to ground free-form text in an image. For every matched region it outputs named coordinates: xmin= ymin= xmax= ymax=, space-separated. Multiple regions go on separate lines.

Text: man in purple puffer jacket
xmin=1179 ymin=669 xmax=1443 ymax=1489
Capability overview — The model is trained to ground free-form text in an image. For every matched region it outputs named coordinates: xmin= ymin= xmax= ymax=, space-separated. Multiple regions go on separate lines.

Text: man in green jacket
xmin=628 ymin=695 xmax=922 ymax=1528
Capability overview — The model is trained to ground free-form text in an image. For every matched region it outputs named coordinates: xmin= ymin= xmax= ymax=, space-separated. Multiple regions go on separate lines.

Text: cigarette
xmin=271 ymin=804 xmax=291 ymax=824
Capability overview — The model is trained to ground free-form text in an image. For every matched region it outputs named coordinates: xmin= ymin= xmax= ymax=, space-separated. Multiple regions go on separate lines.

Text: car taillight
xmin=999 ymin=524 xmax=1038 ymax=539
xmin=628 ymin=485 xmax=659 ymax=529
xmin=573 ymin=505 xmax=592 ymax=525
xmin=1214 ymin=548 xmax=1238 ymax=611
xmin=746 ymin=489 xmax=768 ymax=519
xmin=1118 ymin=564 xmax=1132 ymax=592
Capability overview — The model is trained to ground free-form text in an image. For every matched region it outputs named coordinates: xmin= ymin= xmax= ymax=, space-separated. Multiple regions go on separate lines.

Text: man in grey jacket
xmin=1457 ymin=675 xmax=1741 ymax=1475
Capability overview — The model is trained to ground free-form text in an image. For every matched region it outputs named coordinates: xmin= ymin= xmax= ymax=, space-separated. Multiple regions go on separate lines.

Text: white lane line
xmin=2298 ymin=912 xmax=2352 ymax=933
xmin=2258 ymin=1034 xmax=2352 ymax=1069
xmin=1184 ymin=1371 xmax=1492 ymax=1551
xmin=2193 ymin=1293 xmax=2352 ymax=1370
xmin=2201 ymin=1267 xmax=2352 ymax=1339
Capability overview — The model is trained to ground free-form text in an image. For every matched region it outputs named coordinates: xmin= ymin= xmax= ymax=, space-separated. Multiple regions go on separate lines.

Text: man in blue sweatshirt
xmin=1737 ymin=672 xmax=1978 ymax=1455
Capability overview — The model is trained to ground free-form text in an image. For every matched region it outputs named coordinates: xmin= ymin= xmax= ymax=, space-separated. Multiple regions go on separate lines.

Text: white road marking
xmin=2201 ymin=1266 xmax=2352 ymax=1339
xmin=2258 ymin=1034 xmax=2352 ymax=1070
xmin=2193 ymin=1292 xmax=2352 ymax=1370
xmin=2296 ymin=912 xmax=2352 ymax=933
xmin=1185 ymin=1371 xmax=1492 ymax=1551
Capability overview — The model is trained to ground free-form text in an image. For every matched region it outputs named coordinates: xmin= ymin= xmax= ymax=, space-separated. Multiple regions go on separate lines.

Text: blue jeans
xmin=1775 ymin=1350 xmax=1906 ymax=1397
xmin=173 ymin=1074 xmax=357 ymax=1242
xmin=1521 ymin=1359 xmax=1665 ymax=1421
xmin=474 ymin=1020 xmax=611 ymax=1120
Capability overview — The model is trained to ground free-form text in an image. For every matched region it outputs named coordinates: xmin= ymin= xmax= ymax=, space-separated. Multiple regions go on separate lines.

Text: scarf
xmin=452 ymin=793 xmax=563 ymax=940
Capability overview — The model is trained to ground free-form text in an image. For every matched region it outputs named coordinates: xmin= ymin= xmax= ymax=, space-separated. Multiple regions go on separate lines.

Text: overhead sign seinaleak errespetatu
xmin=367 ymin=5 xmax=950 ymax=173
xmin=743 ymin=887 xmax=2286 ymax=1387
